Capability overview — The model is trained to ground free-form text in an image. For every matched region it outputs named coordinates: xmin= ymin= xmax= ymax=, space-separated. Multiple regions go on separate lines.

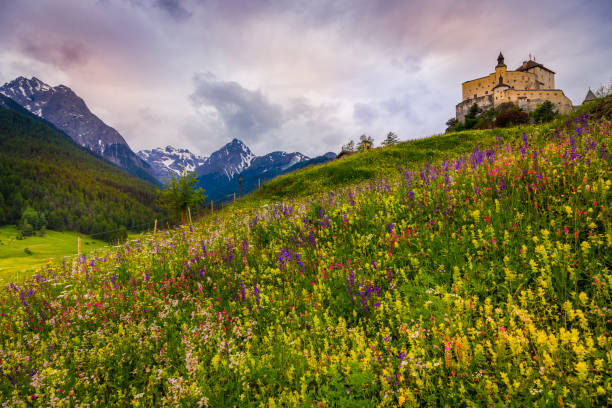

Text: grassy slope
xmin=244 ymin=126 xmax=536 ymax=206
xmin=0 ymin=99 xmax=609 ymax=406
xmin=0 ymin=226 xmax=108 ymax=282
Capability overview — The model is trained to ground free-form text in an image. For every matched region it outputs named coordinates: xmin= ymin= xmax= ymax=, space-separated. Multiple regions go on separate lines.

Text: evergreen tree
xmin=356 ymin=134 xmax=374 ymax=152
xmin=531 ymin=100 xmax=557 ymax=123
xmin=341 ymin=140 xmax=356 ymax=152
xmin=381 ymin=132 xmax=399 ymax=146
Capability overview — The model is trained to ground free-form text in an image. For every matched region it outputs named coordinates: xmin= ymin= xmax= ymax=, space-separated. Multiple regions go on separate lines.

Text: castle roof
xmin=516 ymin=60 xmax=555 ymax=74
xmin=583 ymin=89 xmax=597 ymax=104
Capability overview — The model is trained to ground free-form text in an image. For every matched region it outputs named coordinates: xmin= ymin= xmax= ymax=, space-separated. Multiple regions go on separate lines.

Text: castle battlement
xmin=456 ymin=52 xmax=573 ymax=122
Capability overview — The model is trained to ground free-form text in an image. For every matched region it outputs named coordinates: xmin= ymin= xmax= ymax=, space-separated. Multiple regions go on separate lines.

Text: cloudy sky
xmin=0 ymin=0 xmax=610 ymax=157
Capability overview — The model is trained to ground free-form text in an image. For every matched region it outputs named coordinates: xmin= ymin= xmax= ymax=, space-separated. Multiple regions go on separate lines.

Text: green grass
xmin=0 ymin=226 xmax=109 ymax=282
xmin=233 ymin=124 xmax=546 ymax=211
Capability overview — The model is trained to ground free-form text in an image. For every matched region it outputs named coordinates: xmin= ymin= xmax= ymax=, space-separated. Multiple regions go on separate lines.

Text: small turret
xmin=496 ymin=52 xmax=506 ymax=68
xmin=582 ymin=88 xmax=597 ymax=104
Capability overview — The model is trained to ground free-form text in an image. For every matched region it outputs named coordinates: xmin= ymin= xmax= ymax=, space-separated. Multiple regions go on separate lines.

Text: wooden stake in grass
xmin=77 ymin=236 xmax=81 ymax=256
xmin=153 ymin=219 xmax=157 ymax=236
xmin=188 ymin=207 xmax=192 ymax=225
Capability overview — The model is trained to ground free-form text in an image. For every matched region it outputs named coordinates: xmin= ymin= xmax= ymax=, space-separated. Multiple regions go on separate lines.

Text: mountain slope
xmin=0 ymin=76 xmax=159 ymax=185
xmin=196 ymin=138 xmax=256 ymax=180
xmin=137 ymin=146 xmax=207 ymax=182
xmin=0 ymin=103 xmax=165 ymax=241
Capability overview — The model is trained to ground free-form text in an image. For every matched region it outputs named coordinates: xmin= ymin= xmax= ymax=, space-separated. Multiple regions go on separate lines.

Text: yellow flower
xmin=575 ymin=361 xmax=588 ymax=380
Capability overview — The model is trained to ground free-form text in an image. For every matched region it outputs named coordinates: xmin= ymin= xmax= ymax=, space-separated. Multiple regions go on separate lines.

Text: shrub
xmin=531 ymin=100 xmax=557 ymax=123
xmin=17 ymin=207 xmax=46 ymax=236
xmin=495 ymin=107 xmax=530 ymax=127
xmin=474 ymin=109 xmax=495 ymax=129
xmin=464 ymin=103 xmax=481 ymax=130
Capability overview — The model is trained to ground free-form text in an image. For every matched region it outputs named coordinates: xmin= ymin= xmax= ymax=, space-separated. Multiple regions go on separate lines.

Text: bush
xmin=24 ymin=247 xmax=32 ymax=255
xmin=17 ymin=207 xmax=46 ymax=236
xmin=464 ymin=104 xmax=482 ymax=130
xmin=531 ymin=100 xmax=557 ymax=123
xmin=474 ymin=109 xmax=495 ymax=129
xmin=495 ymin=108 xmax=530 ymax=128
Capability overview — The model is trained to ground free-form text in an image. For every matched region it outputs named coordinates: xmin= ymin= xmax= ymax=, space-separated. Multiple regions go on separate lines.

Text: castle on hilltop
xmin=456 ymin=52 xmax=573 ymax=122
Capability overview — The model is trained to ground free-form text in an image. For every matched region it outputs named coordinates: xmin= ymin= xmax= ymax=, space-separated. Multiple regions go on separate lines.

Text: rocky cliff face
xmin=0 ymin=76 xmax=158 ymax=185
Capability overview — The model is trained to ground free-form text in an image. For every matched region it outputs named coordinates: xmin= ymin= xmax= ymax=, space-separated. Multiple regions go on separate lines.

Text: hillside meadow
xmin=0 ymin=112 xmax=610 ymax=406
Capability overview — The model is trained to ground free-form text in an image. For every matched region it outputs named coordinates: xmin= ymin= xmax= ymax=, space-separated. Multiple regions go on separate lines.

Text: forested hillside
xmin=0 ymin=103 xmax=165 ymax=241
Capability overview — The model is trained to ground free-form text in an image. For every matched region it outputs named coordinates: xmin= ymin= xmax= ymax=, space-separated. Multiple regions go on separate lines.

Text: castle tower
xmin=495 ymin=52 xmax=507 ymax=79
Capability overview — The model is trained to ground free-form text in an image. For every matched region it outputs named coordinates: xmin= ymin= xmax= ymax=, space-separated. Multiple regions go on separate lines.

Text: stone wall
xmin=456 ymin=94 xmax=493 ymax=123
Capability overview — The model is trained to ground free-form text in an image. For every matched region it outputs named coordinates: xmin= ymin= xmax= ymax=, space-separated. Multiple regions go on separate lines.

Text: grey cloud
xmin=20 ymin=38 xmax=89 ymax=70
xmin=126 ymin=0 xmax=192 ymax=21
xmin=353 ymin=103 xmax=378 ymax=125
xmin=190 ymin=73 xmax=284 ymax=141
xmin=153 ymin=0 xmax=192 ymax=20
xmin=380 ymin=97 xmax=412 ymax=118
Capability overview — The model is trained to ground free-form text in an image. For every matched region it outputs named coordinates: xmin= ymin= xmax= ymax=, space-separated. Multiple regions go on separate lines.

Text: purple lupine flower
xmin=308 ymin=231 xmax=317 ymax=249
xmin=240 ymin=283 xmax=246 ymax=303
xmin=348 ymin=270 xmax=355 ymax=297
xmin=253 ymin=280 xmax=260 ymax=308
xmin=295 ymin=254 xmax=305 ymax=272
xmin=386 ymin=223 xmax=394 ymax=233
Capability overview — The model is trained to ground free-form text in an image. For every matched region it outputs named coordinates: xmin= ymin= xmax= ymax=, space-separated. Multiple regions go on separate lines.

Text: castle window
xmin=485 ymin=91 xmax=488 ymax=94
xmin=474 ymin=94 xmax=477 ymax=98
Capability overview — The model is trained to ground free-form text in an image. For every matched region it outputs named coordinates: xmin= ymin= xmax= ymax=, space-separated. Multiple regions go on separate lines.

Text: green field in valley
xmin=0 ymin=226 xmax=109 ymax=282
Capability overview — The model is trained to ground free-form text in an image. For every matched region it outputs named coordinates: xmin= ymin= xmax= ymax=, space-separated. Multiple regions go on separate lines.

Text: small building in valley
xmin=456 ymin=52 xmax=573 ymax=122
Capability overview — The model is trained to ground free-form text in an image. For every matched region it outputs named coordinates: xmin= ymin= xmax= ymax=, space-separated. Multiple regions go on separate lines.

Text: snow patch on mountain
xmin=137 ymin=146 xmax=208 ymax=182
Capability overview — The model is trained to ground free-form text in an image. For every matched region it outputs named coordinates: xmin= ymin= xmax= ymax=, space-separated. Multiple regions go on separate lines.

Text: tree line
xmin=0 ymin=106 xmax=167 ymax=242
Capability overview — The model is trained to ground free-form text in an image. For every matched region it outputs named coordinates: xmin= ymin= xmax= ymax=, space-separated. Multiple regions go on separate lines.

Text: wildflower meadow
xmin=1 ymin=116 xmax=610 ymax=407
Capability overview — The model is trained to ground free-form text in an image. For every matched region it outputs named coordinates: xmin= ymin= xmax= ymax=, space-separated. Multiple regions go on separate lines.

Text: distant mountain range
xmin=0 ymin=76 xmax=159 ymax=185
xmin=138 ymin=139 xmax=336 ymax=202
xmin=1 ymin=75 xmax=337 ymax=203
xmin=137 ymin=146 xmax=208 ymax=182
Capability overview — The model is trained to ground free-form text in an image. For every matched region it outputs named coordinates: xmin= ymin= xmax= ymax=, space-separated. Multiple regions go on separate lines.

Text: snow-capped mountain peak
xmin=137 ymin=146 xmax=207 ymax=181
xmin=198 ymin=138 xmax=256 ymax=180
xmin=0 ymin=75 xmax=159 ymax=185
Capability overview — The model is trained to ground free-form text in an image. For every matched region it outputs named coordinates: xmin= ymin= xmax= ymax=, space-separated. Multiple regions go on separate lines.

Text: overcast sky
xmin=0 ymin=0 xmax=610 ymax=157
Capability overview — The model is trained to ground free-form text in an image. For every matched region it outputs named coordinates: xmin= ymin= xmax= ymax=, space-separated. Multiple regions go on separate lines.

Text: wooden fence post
xmin=77 ymin=236 xmax=81 ymax=256
xmin=153 ymin=219 xmax=157 ymax=236
xmin=188 ymin=207 xmax=193 ymax=225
